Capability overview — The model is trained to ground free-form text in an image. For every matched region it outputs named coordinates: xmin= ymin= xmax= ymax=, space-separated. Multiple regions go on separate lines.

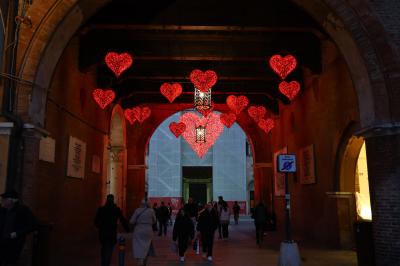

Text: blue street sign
xmin=278 ymin=154 xmax=296 ymax=173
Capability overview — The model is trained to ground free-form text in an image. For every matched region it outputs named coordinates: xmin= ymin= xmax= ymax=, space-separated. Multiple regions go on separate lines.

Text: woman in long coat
xmin=130 ymin=201 xmax=156 ymax=266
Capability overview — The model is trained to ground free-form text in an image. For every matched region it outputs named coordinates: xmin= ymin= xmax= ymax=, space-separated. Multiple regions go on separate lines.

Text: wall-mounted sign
xmin=92 ymin=155 xmax=101 ymax=174
xmin=299 ymin=144 xmax=316 ymax=184
xmin=39 ymin=137 xmax=56 ymax=163
xmin=277 ymin=154 xmax=296 ymax=173
xmin=273 ymin=146 xmax=287 ymax=196
xmin=67 ymin=136 xmax=86 ymax=179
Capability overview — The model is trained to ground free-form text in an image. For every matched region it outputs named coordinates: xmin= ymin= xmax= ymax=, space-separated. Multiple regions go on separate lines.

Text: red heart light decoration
xmin=124 ymin=109 xmax=137 ymax=125
xmin=197 ymin=102 xmax=215 ymax=118
xmin=220 ymin=113 xmax=237 ymax=128
xmin=92 ymin=89 xmax=115 ymax=109
xmin=247 ymin=105 xmax=267 ymax=123
xmin=180 ymin=112 xmax=225 ymax=158
xmin=279 ymin=81 xmax=301 ymax=100
xmin=258 ymin=118 xmax=275 ymax=134
xmin=269 ymin=54 xmax=297 ymax=80
xmin=131 ymin=106 xmax=151 ymax=124
xmin=105 ymin=52 xmax=133 ymax=78
xmin=226 ymin=95 xmax=249 ymax=115
xmin=169 ymin=122 xmax=186 ymax=138
xmin=160 ymin=82 xmax=183 ymax=103
xmin=189 ymin=69 xmax=218 ymax=92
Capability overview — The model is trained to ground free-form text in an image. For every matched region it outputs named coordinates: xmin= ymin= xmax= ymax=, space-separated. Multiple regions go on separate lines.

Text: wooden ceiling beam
xmin=81 ymin=25 xmax=325 ymax=38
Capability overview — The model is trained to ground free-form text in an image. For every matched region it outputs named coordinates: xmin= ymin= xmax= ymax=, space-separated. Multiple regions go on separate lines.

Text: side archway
xmin=106 ymin=105 xmax=127 ymax=211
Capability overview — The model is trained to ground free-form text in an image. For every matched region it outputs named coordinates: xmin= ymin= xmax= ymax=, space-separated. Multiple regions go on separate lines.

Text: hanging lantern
xmin=194 ymin=87 xmax=212 ymax=110
xmin=195 ymin=125 xmax=206 ymax=143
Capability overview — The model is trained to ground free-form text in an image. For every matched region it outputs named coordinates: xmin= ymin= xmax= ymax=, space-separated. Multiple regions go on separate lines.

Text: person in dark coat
xmin=172 ymin=208 xmax=194 ymax=262
xmin=232 ymin=201 xmax=241 ymax=224
xmin=167 ymin=202 xmax=173 ymax=225
xmin=252 ymin=201 xmax=268 ymax=246
xmin=0 ymin=189 xmax=37 ymax=266
xmin=152 ymin=202 xmax=159 ymax=232
xmin=94 ymin=194 xmax=130 ymax=266
xmin=196 ymin=202 xmax=219 ymax=261
xmin=157 ymin=201 xmax=170 ymax=236
xmin=184 ymin=197 xmax=198 ymax=223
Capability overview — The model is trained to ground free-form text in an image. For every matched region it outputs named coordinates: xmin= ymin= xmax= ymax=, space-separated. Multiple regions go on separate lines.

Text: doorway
xmin=182 ymin=166 xmax=212 ymax=205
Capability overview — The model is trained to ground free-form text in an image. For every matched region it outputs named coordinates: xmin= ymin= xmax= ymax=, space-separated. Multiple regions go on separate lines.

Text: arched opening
xmin=145 ymin=110 xmax=253 ymax=214
xmin=107 ymin=105 xmax=127 ymax=211
xmin=337 ymin=133 xmax=372 ymax=248
xmin=355 ymin=142 xmax=371 ymax=221
xmin=11 ymin=0 xmax=400 ymax=264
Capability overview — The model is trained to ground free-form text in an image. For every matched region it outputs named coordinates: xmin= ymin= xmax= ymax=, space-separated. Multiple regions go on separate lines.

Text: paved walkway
xmin=82 ymin=219 xmax=357 ymax=266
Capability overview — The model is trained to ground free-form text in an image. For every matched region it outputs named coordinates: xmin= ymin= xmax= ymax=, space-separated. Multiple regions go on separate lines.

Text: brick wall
xmin=28 ymin=37 xmax=110 ymax=264
xmin=365 ymin=133 xmax=400 ymax=266
xmin=269 ymin=39 xmax=360 ymax=247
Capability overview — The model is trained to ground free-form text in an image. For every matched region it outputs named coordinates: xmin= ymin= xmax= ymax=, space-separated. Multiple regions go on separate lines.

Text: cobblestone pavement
xmin=78 ymin=219 xmax=357 ymax=266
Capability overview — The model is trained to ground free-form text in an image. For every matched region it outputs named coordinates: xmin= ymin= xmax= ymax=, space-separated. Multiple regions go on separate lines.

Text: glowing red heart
xmin=247 ymin=105 xmax=267 ymax=123
xmin=220 ymin=113 xmax=237 ymax=128
xmin=169 ymin=122 xmax=186 ymax=138
xmin=269 ymin=54 xmax=297 ymax=80
xmin=92 ymin=89 xmax=115 ymax=109
xmin=131 ymin=106 xmax=151 ymax=124
xmin=124 ymin=109 xmax=136 ymax=125
xmin=279 ymin=81 xmax=301 ymax=100
xmin=105 ymin=52 xmax=133 ymax=78
xmin=160 ymin=83 xmax=182 ymax=103
xmin=258 ymin=118 xmax=275 ymax=134
xmin=180 ymin=112 xmax=225 ymax=158
xmin=197 ymin=102 xmax=215 ymax=118
xmin=226 ymin=95 xmax=249 ymax=115
xmin=189 ymin=69 xmax=218 ymax=92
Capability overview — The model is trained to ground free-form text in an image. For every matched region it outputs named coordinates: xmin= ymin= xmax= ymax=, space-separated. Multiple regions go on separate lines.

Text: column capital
xmin=0 ymin=122 xmax=14 ymax=135
xmin=354 ymin=122 xmax=400 ymax=138
xmin=22 ymin=123 xmax=51 ymax=138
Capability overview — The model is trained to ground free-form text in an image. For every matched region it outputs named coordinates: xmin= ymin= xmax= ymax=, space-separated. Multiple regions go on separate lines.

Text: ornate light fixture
xmin=195 ymin=125 xmax=206 ymax=143
xmin=194 ymin=87 xmax=212 ymax=111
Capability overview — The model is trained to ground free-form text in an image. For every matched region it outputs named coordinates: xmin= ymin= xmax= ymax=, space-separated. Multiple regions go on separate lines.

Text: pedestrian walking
xmin=172 ymin=208 xmax=194 ymax=262
xmin=152 ymin=202 xmax=158 ymax=232
xmin=252 ymin=201 xmax=268 ymax=247
xmin=184 ymin=197 xmax=198 ymax=225
xmin=217 ymin=196 xmax=226 ymax=239
xmin=219 ymin=201 xmax=231 ymax=239
xmin=130 ymin=200 xmax=157 ymax=266
xmin=157 ymin=201 xmax=169 ymax=236
xmin=196 ymin=202 xmax=219 ymax=261
xmin=232 ymin=201 xmax=241 ymax=224
xmin=94 ymin=194 xmax=130 ymax=266
xmin=167 ymin=202 xmax=173 ymax=225
xmin=0 ymin=189 xmax=37 ymax=266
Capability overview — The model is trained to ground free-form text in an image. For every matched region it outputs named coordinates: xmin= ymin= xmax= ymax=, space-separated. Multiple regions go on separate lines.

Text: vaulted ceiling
xmin=79 ymin=0 xmax=326 ymax=114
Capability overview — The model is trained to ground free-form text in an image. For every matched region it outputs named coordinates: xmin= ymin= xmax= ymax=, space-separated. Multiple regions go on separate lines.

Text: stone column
xmin=364 ymin=132 xmax=400 ymax=265
xmin=108 ymin=146 xmax=126 ymax=211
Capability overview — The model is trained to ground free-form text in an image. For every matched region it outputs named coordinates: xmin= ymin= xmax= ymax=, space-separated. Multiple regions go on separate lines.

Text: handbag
xmin=152 ymin=223 xmax=158 ymax=231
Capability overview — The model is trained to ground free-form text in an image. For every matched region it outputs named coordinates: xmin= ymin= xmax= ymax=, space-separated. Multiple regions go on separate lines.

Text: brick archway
xmin=14 ymin=1 xmax=400 ymax=264
xmin=17 ymin=0 xmax=400 ymax=129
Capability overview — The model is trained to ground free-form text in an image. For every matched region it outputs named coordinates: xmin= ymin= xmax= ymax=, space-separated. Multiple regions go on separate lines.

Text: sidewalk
xmin=68 ymin=220 xmax=357 ymax=266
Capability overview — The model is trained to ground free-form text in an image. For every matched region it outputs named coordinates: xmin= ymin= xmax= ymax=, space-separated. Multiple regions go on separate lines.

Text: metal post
xmin=284 ymin=172 xmax=292 ymax=242
xmin=118 ymin=236 xmax=125 ymax=266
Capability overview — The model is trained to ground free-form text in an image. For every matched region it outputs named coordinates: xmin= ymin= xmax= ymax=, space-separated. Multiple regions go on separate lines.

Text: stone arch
xmin=144 ymin=109 xmax=256 ymax=211
xmin=106 ymin=104 xmax=127 ymax=211
xmin=18 ymin=0 xmax=399 ymax=130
